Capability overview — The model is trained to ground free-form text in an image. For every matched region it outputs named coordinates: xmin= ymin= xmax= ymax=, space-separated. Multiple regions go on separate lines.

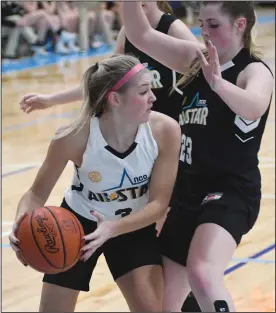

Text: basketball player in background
xmin=18 ymin=3 xmax=202 ymax=309
xmin=9 ymin=55 xmax=182 ymax=312
xmin=121 ymin=1 xmax=274 ymax=312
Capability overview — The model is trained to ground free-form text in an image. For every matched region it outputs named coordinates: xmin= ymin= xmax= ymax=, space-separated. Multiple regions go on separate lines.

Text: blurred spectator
xmin=73 ymin=1 xmax=115 ymax=51
xmin=55 ymin=2 xmax=80 ymax=53
xmin=106 ymin=2 xmax=122 ymax=32
xmin=87 ymin=2 xmax=115 ymax=49
xmin=33 ymin=1 xmax=80 ymax=54
xmin=2 ymin=1 xmax=121 ymax=59
xmin=2 ymin=1 xmax=44 ymax=58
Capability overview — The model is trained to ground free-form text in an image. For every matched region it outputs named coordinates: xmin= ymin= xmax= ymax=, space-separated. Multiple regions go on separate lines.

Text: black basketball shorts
xmin=159 ymin=190 xmax=260 ymax=266
xmin=43 ymin=199 xmax=162 ymax=291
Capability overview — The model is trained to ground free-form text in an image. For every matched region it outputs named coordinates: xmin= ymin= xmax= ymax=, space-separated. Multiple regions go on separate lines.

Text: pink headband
xmin=106 ymin=63 xmax=145 ymax=98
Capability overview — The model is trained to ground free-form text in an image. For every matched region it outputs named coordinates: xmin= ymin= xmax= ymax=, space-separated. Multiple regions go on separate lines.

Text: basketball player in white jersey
xmin=18 ymin=2 xmax=202 ymax=310
xmin=9 ymin=54 xmax=181 ymax=312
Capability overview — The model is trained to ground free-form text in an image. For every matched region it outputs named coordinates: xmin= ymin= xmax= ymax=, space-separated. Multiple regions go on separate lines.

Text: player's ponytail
xmin=54 ymin=55 xmax=143 ymax=139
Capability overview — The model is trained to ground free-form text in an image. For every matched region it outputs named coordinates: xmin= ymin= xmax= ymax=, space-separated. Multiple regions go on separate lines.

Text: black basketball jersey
xmin=172 ymin=48 xmax=273 ymax=202
xmin=125 ymin=14 xmax=183 ymax=120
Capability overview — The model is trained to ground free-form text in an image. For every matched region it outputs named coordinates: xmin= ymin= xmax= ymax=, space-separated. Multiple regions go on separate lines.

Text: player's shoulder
xmin=243 ymin=61 xmax=273 ymax=79
xmin=149 ymin=111 xmax=181 ymax=147
xmin=149 ymin=110 xmax=179 ymax=128
xmin=51 ymin=121 xmax=90 ymax=161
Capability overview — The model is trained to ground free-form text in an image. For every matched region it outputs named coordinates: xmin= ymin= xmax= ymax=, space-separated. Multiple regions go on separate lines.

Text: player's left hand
xmin=196 ymin=40 xmax=222 ymax=91
xmin=80 ymin=211 xmax=116 ymax=262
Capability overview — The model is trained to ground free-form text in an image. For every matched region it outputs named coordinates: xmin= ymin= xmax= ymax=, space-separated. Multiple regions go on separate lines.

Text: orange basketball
xmin=16 ymin=206 xmax=85 ymax=274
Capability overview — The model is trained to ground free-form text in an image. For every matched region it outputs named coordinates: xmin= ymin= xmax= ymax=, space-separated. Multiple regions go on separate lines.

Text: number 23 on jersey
xmin=180 ymin=134 xmax=192 ymax=165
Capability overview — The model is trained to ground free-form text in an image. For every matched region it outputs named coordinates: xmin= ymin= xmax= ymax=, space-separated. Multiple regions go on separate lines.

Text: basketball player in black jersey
xmin=121 ymin=1 xmax=274 ymax=312
xmin=19 ymin=4 xmax=202 ymax=310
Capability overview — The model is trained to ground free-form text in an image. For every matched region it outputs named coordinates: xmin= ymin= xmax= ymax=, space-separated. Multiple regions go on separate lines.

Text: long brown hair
xmin=176 ymin=1 xmax=261 ymax=90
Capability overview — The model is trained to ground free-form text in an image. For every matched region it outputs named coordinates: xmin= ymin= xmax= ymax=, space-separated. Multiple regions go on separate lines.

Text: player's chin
xmin=134 ymin=109 xmax=151 ymax=124
xmin=142 ymin=109 xmax=152 ymax=122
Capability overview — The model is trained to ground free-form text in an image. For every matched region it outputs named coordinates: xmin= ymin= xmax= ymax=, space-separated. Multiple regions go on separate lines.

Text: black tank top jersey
xmin=172 ymin=48 xmax=273 ymax=203
xmin=125 ymin=14 xmax=183 ymax=120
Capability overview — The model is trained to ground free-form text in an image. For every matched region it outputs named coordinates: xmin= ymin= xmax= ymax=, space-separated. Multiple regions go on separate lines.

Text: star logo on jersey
xmin=103 ymin=168 xmax=149 ymax=192
xmin=182 ymin=92 xmax=208 ymax=110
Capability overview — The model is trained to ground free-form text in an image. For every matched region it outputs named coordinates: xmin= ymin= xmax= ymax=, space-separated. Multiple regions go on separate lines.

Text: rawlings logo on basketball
xmin=36 ymin=215 xmax=59 ymax=253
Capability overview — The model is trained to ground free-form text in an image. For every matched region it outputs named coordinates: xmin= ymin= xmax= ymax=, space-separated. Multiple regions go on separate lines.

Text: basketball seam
xmin=68 ymin=211 xmax=83 ymax=266
xmin=45 ymin=206 xmax=66 ymax=269
xmin=30 ymin=209 xmax=63 ymax=270
xmin=28 ymin=261 xmax=60 ymax=274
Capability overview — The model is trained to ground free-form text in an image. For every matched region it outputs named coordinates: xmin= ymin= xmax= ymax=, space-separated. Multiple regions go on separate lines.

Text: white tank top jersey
xmin=64 ymin=116 xmax=159 ymax=222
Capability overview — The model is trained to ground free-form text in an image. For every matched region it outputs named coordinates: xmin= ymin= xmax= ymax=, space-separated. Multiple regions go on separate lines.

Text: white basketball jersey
xmin=64 ymin=116 xmax=158 ymax=222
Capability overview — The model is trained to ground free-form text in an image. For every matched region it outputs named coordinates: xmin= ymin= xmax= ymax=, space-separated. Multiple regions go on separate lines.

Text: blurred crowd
xmin=6 ymin=1 xmax=274 ymax=61
xmin=1 ymin=1 xmax=274 ymax=61
xmin=1 ymin=1 xmax=201 ymax=61
xmin=2 ymin=1 xmax=122 ymax=59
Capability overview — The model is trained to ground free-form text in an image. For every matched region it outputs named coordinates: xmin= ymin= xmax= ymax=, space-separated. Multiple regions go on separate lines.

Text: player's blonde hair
xmin=54 ymin=54 xmax=144 ymax=139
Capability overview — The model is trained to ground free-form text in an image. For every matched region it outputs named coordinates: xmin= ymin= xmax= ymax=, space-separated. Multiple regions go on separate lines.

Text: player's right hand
xmin=9 ymin=213 xmax=29 ymax=266
xmin=20 ymin=93 xmax=53 ymax=114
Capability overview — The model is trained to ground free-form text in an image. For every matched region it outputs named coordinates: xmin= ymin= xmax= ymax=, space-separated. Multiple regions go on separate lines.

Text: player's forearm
xmin=214 ymin=78 xmax=268 ymax=120
xmin=112 ymin=200 xmax=167 ymax=237
xmin=49 ymin=86 xmax=82 ymax=106
xmin=121 ymin=2 xmax=203 ymax=72
xmin=121 ymin=2 xmax=152 ymax=47
xmin=15 ymin=190 xmax=45 ymax=220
